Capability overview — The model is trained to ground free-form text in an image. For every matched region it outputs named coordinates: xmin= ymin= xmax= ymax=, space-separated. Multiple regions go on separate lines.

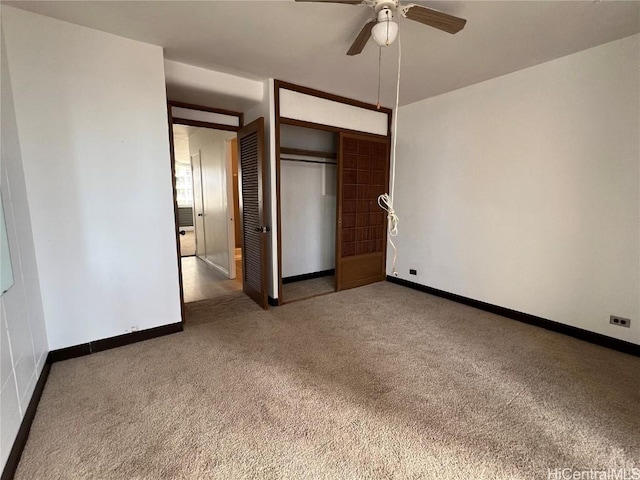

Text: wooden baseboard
xmin=47 ymin=343 xmax=91 ymax=363
xmin=282 ymin=269 xmax=335 ymax=284
xmin=48 ymin=322 xmax=184 ymax=363
xmin=1 ymin=362 xmax=51 ymax=480
xmin=387 ymin=276 xmax=640 ymax=357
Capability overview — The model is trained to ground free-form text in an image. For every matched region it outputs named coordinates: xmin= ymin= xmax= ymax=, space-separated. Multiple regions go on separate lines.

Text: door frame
xmin=273 ymin=80 xmax=393 ymax=305
xmin=167 ymin=101 xmax=243 ymax=324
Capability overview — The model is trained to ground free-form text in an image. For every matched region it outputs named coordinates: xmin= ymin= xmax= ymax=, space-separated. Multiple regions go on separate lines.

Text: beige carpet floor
xmin=282 ymin=275 xmax=336 ymax=304
xmin=15 ymin=282 xmax=640 ymax=479
xmin=184 ymin=292 xmax=254 ymax=327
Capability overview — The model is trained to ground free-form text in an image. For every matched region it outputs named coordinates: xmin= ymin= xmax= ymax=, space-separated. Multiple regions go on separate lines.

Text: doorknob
xmin=197 ymin=213 xmax=203 ymax=217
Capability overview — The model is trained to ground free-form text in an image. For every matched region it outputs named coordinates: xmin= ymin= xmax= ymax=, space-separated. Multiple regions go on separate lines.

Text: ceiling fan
xmin=295 ymin=0 xmax=467 ymax=55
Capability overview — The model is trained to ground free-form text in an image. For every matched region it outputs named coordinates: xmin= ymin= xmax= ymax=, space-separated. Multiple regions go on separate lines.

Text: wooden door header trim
xmin=172 ymin=118 xmax=240 ymax=132
xmin=339 ymin=130 xmax=391 ymax=144
xmin=274 ymin=80 xmax=392 ymax=116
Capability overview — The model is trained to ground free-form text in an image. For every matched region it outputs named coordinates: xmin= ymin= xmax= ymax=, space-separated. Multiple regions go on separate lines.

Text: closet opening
xmin=279 ymin=124 xmax=339 ymax=304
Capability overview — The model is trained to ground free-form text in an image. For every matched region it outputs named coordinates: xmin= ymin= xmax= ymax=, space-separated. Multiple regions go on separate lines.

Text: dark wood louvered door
xmin=238 ymin=118 xmax=269 ymax=309
xmin=336 ymin=132 xmax=389 ymax=291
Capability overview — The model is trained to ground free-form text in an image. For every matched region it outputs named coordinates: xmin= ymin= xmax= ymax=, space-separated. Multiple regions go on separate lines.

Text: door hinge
xmin=254 ymin=226 xmax=271 ymax=233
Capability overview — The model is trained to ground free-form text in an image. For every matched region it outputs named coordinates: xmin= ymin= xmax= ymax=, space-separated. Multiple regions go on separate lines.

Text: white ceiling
xmin=5 ymin=1 xmax=640 ymax=107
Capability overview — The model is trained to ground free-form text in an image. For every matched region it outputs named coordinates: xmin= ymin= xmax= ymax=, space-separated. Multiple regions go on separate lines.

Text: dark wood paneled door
xmin=336 ymin=132 xmax=389 ymax=291
xmin=238 ymin=118 xmax=269 ymax=309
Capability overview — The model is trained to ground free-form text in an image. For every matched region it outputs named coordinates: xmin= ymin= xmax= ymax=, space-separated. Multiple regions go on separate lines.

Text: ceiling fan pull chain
xmin=385 ymin=12 xmax=391 ymax=46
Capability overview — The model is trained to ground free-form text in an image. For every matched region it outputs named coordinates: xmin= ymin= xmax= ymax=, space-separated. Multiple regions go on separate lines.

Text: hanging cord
xmin=377 ymin=33 xmax=401 ymax=277
xmin=376 ymin=46 xmax=382 ymax=108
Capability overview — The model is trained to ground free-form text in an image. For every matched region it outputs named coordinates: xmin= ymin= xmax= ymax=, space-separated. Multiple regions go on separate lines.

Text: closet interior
xmin=280 ymin=124 xmax=339 ymax=303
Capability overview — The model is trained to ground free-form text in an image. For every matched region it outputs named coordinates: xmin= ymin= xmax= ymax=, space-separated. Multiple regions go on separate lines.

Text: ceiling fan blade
xmin=401 ymin=4 xmax=466 ymax=34
xmin=347 ymin=20 xmax=376 ymax=56
xmin=295 ymin=0 xmax=363 ymax=4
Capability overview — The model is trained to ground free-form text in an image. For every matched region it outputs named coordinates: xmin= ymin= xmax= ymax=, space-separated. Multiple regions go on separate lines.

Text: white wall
xmin=189 ymin=129 xmax=236 ymax=276
xmin=280 ymin=125 xmax=337 ymax=278
xmin=0 ymin=27 xmax=48 ymax=472
xmin=281 ymin=162 xmax=336 ymax=278
xmin=2 ymin=7 xmax=182 ymax=350
xmin=393 ymin=34 xmax=640 ymax=345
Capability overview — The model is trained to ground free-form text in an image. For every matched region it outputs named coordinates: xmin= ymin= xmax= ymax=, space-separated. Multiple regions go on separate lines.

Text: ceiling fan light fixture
xmin=371 ymin=8 xmax=398 ymax=47
xmin=371 ymin=20 xmax=398 ymax=47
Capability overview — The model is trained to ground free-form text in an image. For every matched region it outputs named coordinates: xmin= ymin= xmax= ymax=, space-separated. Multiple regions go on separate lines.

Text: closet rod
xmin=280 ymin=147 xmax=337 ymax=159
xmin=281 ymin=157 xmax=337 ymax=166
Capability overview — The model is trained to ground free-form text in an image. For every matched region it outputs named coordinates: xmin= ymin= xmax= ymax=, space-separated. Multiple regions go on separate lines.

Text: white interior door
xmin=191 ymin=151 xmax=206 ymax=259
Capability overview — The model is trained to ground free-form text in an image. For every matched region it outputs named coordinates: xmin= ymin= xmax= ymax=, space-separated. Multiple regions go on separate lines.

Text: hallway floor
xmin=179 ymin=230 xmax=196 ymax=257
xmin=181 ymin=256 xmax=241 ymax=304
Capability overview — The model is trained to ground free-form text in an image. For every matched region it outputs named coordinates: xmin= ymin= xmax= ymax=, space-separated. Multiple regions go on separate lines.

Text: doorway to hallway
xmin=171 ymin=120 xmax=243 ymax=310
xmin=169 ymin=101 xmax=269 ymax=319
xmin=180 ymin=256 xmax=241 ymax=304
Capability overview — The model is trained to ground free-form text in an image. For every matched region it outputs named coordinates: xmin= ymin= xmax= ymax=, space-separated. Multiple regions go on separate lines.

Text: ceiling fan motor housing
xmin=377 ymin=7 xmax=394 ymax=22
xmin=372 ymin=0 xmax=399 ymax=13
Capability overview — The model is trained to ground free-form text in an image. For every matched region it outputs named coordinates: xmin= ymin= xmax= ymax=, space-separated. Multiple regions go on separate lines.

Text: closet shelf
xmin=280 ymin=147 xmax=337 ymax=159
